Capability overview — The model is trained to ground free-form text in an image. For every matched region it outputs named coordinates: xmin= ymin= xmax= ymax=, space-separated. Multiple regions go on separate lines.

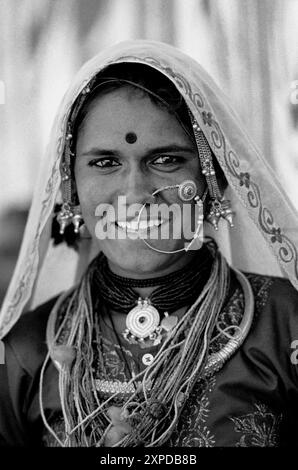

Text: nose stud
xmin=178 ymin=180 xmax=197 ymax=201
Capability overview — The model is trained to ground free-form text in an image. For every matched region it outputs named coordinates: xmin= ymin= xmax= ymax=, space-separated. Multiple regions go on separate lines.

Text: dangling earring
xmin=206 ymin=198 xmax=234 ymax=231
xmin=189 ymin=112 xmax=235 ymax=230
xmin=57 ymin=203 xmax=83 ymax=235
xmin=56 ymin=81 xmax=95 ymax=239
xmin=57 ymin=123 xmax=84 ymax=236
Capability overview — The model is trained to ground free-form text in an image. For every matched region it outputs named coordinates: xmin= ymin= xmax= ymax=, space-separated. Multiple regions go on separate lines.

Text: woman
xmin=0 ymin=40 xmax=298 ymax=447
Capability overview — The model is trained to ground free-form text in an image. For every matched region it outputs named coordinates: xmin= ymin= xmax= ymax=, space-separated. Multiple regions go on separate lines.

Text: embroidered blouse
xmin=0 ymin=271 xmax=298 ymax=447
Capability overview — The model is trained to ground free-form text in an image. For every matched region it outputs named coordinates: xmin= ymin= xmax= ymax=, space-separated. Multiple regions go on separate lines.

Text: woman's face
xmin=75 ymin=87 xmax=205 ymax=277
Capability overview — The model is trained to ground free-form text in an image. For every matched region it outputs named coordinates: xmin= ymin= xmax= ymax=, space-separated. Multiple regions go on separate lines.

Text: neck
xmin=107 ymin=251 xmax=199 ymax=297
xmin=92 ymin=243 xmax=214 ymax=316
xmin=107 ymin=250 xmax=198 ymax=279
xmin=131 ymin=285 xmax=156 ymax=298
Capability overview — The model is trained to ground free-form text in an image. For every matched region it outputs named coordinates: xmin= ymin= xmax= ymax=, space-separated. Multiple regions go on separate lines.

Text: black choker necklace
xmin=92 ymin=243 xmax=215 ymax=348
xmin=100 ymin=256 xmax=207 ymax=288
xmin=92 ymin=243 xmax=213 ymax=316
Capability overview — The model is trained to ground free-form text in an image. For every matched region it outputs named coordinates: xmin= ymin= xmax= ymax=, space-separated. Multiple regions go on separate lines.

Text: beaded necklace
xmin=93 ymin=245 xmax=213 ymax=349
xmin=92 ymin=244 xmax=213 ymax=314
xmin=42 ymin=243 xmax=254 ymax=447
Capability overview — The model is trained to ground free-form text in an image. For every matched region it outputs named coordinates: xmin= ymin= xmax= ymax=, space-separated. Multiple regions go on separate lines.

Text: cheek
xmin=78 ymin=183 xmax=97 ymax=213
xmin=75 ymin=169 xmax=104 ymax=216
xmin=183 ymin=157 xmax=202 ymax=186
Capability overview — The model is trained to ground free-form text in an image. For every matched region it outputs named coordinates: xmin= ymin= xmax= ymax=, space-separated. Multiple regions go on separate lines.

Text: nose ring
xmin=151 ymin=180 xmax=197 ymax=201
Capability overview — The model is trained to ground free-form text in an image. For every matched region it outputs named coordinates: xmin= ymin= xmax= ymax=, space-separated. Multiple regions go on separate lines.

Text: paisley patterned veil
xmin=1 ymin=39 xmax=298 ymax=339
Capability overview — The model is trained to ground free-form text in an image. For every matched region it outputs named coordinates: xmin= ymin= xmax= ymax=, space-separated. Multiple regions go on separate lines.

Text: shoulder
xmin=3 ymin=295 xmax=60 ymax=377
xmin=243 ymin=272 xmax=298 ymax=340
xmin=245 ymin=272 xmax=298 ymax=310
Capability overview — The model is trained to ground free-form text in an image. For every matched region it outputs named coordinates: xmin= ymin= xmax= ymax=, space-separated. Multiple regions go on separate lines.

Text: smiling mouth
xmin=115 ymin=219 xmax=167 ymax=233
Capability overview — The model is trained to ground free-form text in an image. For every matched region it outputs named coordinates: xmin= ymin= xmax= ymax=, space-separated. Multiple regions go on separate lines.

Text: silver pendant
xmin=122 ymin=298 xmax=178 ymax=348
xmin=123 ymin=298 xmax=160 ymax=345
xmin=142 ymin=353 xmax=154 ymax=366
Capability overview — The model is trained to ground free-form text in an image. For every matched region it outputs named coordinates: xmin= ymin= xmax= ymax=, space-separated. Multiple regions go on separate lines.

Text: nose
xmin=121 ymin=166 xmax=155 ymax=206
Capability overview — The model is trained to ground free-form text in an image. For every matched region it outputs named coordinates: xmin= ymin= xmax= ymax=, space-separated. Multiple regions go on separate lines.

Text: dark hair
xmin=72 ymin=63 xmax=194 ymax=144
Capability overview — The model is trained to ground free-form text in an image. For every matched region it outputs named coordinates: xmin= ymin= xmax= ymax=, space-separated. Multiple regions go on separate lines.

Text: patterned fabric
xmin=209 ymin=283 xmax=244 ymax=355
xmin=230 ymin=403 xmax=282 ymax=447
xmin=246 ymin=273 xmax=273 ymax=320
xmin=170 ymin=377 xmax=217 ymax=447
xmin=41 ymin=271 xmax=294 ymax=448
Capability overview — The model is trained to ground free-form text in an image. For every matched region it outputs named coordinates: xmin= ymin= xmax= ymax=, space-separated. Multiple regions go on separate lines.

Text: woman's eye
xmin=88 ymin=158 xmax=120 ymax=168
xmin=151 ymin=155 xmax=184 ymax=166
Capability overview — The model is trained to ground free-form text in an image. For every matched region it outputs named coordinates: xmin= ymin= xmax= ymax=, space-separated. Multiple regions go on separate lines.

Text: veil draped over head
xmin=1 ymin=39 xmax=298 ymax=339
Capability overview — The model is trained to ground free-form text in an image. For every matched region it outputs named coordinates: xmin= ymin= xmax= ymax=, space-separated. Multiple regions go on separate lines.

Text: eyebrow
xmin=80 ymin=144 xmax=196 ymax=158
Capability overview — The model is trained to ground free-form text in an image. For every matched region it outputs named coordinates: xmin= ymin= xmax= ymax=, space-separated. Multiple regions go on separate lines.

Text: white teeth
xmin=129 ymin=221 xmax=139 ymax=231
xmin=117 ymin=219 xmax=164 ymax=232
xmin=138 ymin=220 xmax=147 ymax=230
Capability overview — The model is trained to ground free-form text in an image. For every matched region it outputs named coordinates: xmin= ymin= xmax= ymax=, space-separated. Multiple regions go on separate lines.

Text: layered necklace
xmin=43 ymin=241 xmax=254 ymax=447
xmin=92 ymin=244 xmax=213 ymax=348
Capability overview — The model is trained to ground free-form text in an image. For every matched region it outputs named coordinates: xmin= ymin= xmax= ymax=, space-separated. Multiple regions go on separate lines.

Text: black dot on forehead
xmin=125 ymin=132 xmax=137 ymax=144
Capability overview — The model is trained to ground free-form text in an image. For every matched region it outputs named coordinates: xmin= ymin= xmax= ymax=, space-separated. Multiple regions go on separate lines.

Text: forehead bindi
xmin=125 ymin=132 xmax=138 ymax=144
xmin=76 ymin=88 xmax=193 ymax=152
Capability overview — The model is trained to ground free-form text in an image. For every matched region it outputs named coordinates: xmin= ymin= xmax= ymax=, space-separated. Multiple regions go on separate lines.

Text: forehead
xmin=75 ymin=88 xmax=193 ymax=149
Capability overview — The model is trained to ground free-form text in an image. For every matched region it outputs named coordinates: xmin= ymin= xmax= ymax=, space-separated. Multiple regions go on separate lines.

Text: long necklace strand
xmin=121 ymin=250 xmax=228 ymax=446
xmin=43 ymin=242 xmax=236 ymax=446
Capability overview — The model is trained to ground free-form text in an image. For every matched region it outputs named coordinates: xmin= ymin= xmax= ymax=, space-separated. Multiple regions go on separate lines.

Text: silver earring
xmin=57 ymin=118 xmax=84 ymax=235
xmin=189 ymin=112 xmax=235 ymax=230
xmin=57 ymin=203 xmax=83 ymax=235
xmin=206 ymin=198 xmax=234 ymax=231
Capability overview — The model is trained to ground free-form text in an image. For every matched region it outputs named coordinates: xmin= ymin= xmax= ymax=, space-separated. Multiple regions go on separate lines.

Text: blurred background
xmin=0 ymin=0 xmax=298 ymax=304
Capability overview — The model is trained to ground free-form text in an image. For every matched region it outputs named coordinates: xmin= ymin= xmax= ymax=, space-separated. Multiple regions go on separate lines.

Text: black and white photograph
xmin=0 ymin=0 xmax=298 ymax=455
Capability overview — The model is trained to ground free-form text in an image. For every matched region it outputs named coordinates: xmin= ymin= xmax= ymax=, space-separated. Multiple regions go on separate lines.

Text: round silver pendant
xmin=126 ymin=299 xmax=160 ymax=339
xmin=142 ymin=353 xmax=154 ymax=366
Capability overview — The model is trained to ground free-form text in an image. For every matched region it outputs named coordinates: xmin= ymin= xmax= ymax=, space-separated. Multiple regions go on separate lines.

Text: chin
xmin=97 ymin=238 xmax=185 ymax=277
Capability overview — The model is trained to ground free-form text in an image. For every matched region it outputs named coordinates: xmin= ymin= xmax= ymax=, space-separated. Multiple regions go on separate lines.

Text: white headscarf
xmin=1 ymin=39 xmax=298 ymax=339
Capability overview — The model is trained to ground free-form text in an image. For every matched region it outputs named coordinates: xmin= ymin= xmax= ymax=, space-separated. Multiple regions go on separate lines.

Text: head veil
xmin=1 ymin=39 xmax=298 ymax=339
